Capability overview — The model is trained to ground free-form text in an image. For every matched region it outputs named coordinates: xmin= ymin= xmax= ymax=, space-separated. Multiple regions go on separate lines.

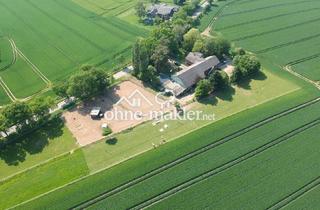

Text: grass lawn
xmin=0 ymin=119 xmax=78 ymax=180
xmin=0 ymin=149 xmax=89 ymax=210
xmin=83 ymin=69 xmax=299 ymax=172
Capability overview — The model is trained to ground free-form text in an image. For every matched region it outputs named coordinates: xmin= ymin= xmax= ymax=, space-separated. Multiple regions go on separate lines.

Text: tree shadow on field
xmin=237 ymin=71 xmax=267 ymax=90
xmin=198 ymin=96 xmax=218 ymax=106
xmin=106 ymin=137 xmax=118 ymax=146
xmin=215 ymin=86 xmax=236 ymax=102
xmin=0 ymin=117 xmax=65 ymax=166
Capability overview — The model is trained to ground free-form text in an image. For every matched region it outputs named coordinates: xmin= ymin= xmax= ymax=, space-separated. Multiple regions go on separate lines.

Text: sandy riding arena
xmin=63 ymin=80 xmax=171 ymax=146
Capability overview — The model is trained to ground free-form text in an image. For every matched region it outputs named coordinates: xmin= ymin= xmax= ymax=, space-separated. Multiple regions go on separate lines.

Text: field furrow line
xmin=26 ymin=0 xmax=105 ymax=52
xmin=267 ymin=176 xmax=320 ymax=210
xmin=217 ymin=7 xmax=320 ymax=30
xmin=255 ymin=33 xmax=320 ymax=54
xmin=283 ymin=54 xmax=320 ymax=89
xmin=221 ymin=0 xmax=315 ymax=17
xmin=287 ymin=53 xmax=320 ymax=66
xmin=203 ymin=0 xmax=241 ymax=34
xmin=53 ymin=0 xmax=143 ymax=40
xmin=15 ymin=48 xmax=51 ymax=85
xmin=71 ymin=98 xmax=320 ymax=209
xmin=130 ymin=119 xmax=320 ymax=210
xmin=0 ymin=76 xmax=16 ymax=101
xmin=0 ymin=38 xmax=17 ymax=72
xmin=232 ymin=17 xmax=320 ymax=42
xmin=0 ymin=2 xmax=81 ymax=68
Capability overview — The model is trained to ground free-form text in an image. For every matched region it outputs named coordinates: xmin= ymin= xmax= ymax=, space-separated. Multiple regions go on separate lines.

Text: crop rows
xmin=232 ymin=17 xmax=320 ymax=42
xmin=130 ymin=119 xmax=320 ymax=210
xmin=221 ymin=0 xmax=315 ymax=17
xmin=148 ymin=123 xmax=320 ymax=210
xmin=255 ymin=33 xmax=320 ymax=54
xmin=0 ymin=0 xmax=145 ymax=103
xmin=268 ymin=176 xmax=320 ymax=210
xmin=218 ymin=7 xmax=320 ymax=30
xmin=71 ymin=98 xmax=320 ymax=209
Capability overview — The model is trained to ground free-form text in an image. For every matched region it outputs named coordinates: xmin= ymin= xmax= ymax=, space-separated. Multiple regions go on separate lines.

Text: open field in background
xmin=14 ymin=89 xmax=320 ymax=210
xmin=0 ymin=0 xmax=146 ymax=104
xmin=212 ymin=0 xmax=320 ymax=82
xmin=73 ymin=0 xmax=177 ymax=27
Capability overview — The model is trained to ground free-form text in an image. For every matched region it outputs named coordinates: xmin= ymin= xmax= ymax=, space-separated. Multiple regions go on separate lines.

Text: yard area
xmin=82 ymin=69 xmax=300 ymax=172
xmin=63 ymin=79 xmax=170 ymax=146
xmin=0 ymin=68 xmax=309 ymax=209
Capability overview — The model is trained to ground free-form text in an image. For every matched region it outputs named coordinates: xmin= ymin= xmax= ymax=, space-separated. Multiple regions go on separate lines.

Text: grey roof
xmin=185 ymin=52 xmax=205 ymax=65
xmin=173 ymin=56 xmax=220 ymax=89
xmin=148 ymin=3 xmax=179 ymax=16
xmin=162 ymin=79 xmax=186 ymax=96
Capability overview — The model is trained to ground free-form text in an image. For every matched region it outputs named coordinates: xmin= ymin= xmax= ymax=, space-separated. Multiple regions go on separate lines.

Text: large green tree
xmin=29 ymin=96 xmax=54 ymax=123
xmin=233 ymin=54 xmax=261 ymax=76
xmin=183 ymin=28 xmax=201 ymax=52
xmin=195 ymin=79 xmax=212 ymax=100
xmin=140 ymin=65 xmax=161 ymax=88
xmin=67 ymin=69 xmax=109 ymax=101
xmin=204 ymin=36 xmax=231 ymax=58
xmin=135 ymin=2 xmax=146 ymax=21
xmin=132 ymin=38 xmax=150 ymax=77
xmin=2 ymin=102 xmax=31 ymax=129
xmin=52 ymin=82 xmax=69 ymax=98
xmin=0 ymin=114 xmax=9 ymax=136
xmin=151 ymin=43 xmax=170 ymax=73
xmin=209 ymin=71 xmax=229 ymax=91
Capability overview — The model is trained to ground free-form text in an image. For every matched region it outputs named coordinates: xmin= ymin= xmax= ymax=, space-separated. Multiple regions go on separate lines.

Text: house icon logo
xmin=116 ymin=89 xmax=153 ymax=108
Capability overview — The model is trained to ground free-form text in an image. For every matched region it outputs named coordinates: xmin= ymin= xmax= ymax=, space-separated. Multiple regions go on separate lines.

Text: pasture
xmin=211 ymin=0 xmax=320 ymax=82
xmin=0 ymin=0 xmax=146 ymax=104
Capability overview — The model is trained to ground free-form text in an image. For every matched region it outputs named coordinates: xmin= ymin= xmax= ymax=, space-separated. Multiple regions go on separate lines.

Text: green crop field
xmin=0 ymin=0 xmax=146 ymax=104
xmin=210 ymin=0 xmax=320 ymax=82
